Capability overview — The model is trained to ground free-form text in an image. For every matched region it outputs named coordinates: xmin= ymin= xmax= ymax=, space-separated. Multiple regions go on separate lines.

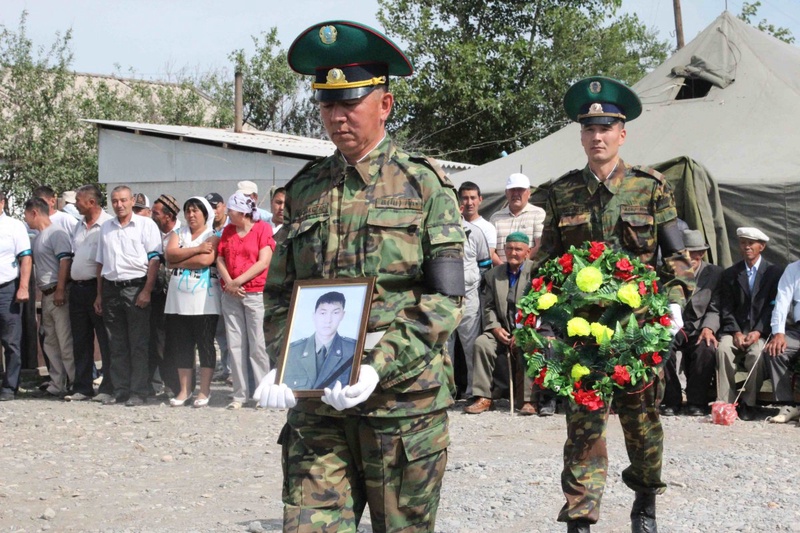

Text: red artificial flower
xmin=558 ymin=253 xmax=574 ymax=274
xmin=652 ymin=352 xmax=663 ymax=365
xmin=524 ymin=314 xmax=537 ymax=327
xmin=614 ymin=258 xmax=634 ymax=281
xmin=573 ymin=388 xmax=604 ymax=411
xmin=588 ymin=241 xmax=606 ymax=261
xmin=659 ymin=315 xmax=671 ymax=327
xmin=534 ymin=367 xmax=548 ymax=386
xmin=640 ymin=353 xmax=648 ymax=362
xmin=516 ymin=309 xmax=524 ymax=323
xmin=638 ymin=281 xmax=647 ymax=296
xmin=611 ymin=365 xmax=631 ymax=385
xmin=531 ymin=276 xmax=545 ymax=292
xmin=651 ymin=280 xmax=659 ymax=294
xmin=546 ymin=280 xmax=554 ymax=292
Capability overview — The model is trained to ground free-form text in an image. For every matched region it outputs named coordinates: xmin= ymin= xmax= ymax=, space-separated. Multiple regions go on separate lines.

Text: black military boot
xmin=630 ymin=492 xmax=657 ymax=533
xmin=567 ymin=520 xmax=591 ymax=533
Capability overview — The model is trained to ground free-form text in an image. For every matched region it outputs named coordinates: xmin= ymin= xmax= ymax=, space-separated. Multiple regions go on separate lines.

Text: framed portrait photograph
xmin=276 ymin=277 xmax=375 ymax=397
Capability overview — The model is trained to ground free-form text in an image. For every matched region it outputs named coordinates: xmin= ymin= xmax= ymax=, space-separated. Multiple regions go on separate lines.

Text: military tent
xmin=452 ymin=11 xmax=800 ymax=267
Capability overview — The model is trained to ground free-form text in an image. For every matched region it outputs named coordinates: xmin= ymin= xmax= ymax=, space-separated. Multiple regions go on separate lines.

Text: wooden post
xmin=234 ymin=71 xmax=243 ymax=133
xmin=673 ymin=0 xmax=685 ymax=50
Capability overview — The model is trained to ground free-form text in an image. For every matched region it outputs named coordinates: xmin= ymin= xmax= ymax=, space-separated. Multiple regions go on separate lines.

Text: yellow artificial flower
xmin=567 ymin=317 xmax=591 ymax=337
xmin=571 ymin=363 xmax=591 ymax=381
xmin=575 ymin=266 xmax=603 ymax=293
xmin=538 ymin=293 xmax=558 ymax=310
xmin=590 ymin=322 xmax=614 ymax=344
xmin=617 ymin=283 xmax=642 ymax=308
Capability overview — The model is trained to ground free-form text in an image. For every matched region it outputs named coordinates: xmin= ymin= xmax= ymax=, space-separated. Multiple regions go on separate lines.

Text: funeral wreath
xmin=513 ymin=241 xmax=674 ymax=410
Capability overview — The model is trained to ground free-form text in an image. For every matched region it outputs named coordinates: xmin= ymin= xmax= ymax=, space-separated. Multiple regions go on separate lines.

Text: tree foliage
xmin=377 ymin=0 xmax=669 ymax=164
xmin=195 ymin=29 xmax=323 ymax=138
xmin=739 ymin=1 xmax=795 ymax=44
xmin=0 ymin=12 xmax=219 ymax=207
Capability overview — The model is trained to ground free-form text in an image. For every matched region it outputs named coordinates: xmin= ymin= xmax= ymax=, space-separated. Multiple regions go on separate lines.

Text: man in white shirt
xmin=269 ymin=187 xmax=286 ymax=235
xmin=764 ymin=259 xmax=800 ymax=424
xmin=24 ymin=197 xmax=75 ymax=397
xmin=94 ymin=185 xmax=162 ymax=406
xmin=0 ymin=191 xmax=32 ymax=401
xmin=489 ymin=173 xmax=545 ymax=264
xmin=33 ymin=185 xmax=78 ymax=235
xmin=458 ymin=182 xmax=497 ymax=263
xmin=67 ymin=184 xmax=113 ymax=402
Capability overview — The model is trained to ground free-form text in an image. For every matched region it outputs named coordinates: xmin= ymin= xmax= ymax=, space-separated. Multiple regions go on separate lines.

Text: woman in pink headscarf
xmin=216 ymin=192 xmax=275 ymax=409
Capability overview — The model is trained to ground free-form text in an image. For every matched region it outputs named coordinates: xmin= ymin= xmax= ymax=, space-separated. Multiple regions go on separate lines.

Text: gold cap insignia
xmin=589 ymin=103 xmax=604 ymax=114
xmin=589 ymin=81 xmax=602 ymax=94
xmin=326 ymin=68 xmax=347 ymax=85
xmin=319 ymin=25 xmax=338 ymax=45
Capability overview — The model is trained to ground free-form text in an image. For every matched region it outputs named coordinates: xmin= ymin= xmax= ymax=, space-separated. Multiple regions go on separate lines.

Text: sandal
xmin=169 ymin=394 xmax=193 ymax=407
xmin=226 ymin=401 xmax=242 ymax=410
xmin=193 ymin=395 xmax=210 ymax=408
xmin=766 ymin=405 xmax=800 ymax=423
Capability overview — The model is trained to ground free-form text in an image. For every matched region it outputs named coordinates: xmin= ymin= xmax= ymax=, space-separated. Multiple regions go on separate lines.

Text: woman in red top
xmin=216 ymin=192 xmax=275 ymax=409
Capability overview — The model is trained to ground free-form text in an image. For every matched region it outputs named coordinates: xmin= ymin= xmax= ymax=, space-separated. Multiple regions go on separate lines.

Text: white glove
xmin=321 ymin=365 xmax=379 ymax=411
xmin=253 ymin=369 xmax=297 ymax=409
xmin=668 ymin=303 xmax=684 ymax=335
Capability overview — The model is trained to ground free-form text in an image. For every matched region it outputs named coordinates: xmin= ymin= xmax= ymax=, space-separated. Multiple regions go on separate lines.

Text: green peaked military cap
xmin=288 ymin=20 xmax=413 ymax=102
xmin=563 ymin=76 xmax=642 ymax=124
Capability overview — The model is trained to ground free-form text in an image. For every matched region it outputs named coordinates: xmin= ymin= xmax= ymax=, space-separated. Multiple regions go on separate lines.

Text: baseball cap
xmin=204 ymin=192 xmax=224 ymax=207
xmin=506 ymin=173 xmax=531 ymax=190
xmin=237 ymin=180 xmax=258 ymax=195
xmin=133 ymin=193 xmax=150 ymax=209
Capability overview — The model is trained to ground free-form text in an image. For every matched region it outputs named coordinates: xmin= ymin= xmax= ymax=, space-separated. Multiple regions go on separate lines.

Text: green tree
xmin=739 ymin=1 xmax=795 ymax=44
xmin=0 ymin=11 xmax=224 ymax=207
xmin=377 ymin=0 xmax=669 ymax=164
xmin=197 ymin=29 xmax=323 ymax=138
xmin=0 ymin=11 xmax=84 ymax=203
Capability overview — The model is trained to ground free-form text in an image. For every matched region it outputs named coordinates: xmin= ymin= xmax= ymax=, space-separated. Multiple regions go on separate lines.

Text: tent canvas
xmin=452 ymin=11 xmax=800 ymax=268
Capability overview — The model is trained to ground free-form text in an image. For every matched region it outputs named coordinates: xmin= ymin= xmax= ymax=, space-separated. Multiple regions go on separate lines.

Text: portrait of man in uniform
xmin=277 ymin=279 xmax=373 ymax=397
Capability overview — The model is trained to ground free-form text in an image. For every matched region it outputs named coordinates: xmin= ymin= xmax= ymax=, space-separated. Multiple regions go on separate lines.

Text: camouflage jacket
xmin=535 ymin=160 xmax=693 ymax=303
xmin=264 ymin=136 xmax=465 ymax=418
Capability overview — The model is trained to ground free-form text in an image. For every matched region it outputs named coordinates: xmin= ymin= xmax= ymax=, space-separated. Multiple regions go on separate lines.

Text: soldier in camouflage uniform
xmin=537 ymin=77 xmax=692 ymax=533
xmin=253 ymin=21 xmax=465 ymax=533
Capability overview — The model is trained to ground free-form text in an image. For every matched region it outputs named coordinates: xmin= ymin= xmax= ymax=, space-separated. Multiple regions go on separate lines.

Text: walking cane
xmin=711 ymin=334 xmax=770 ymax=425
xmin=508 ymin=349 xmax=515 ymax=417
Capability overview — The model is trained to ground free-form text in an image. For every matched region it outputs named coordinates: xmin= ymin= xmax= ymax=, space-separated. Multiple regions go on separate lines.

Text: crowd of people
xmin=0 ymin=181 xmax=286 ymax=410
xmin=451 ymin=178 xmax=800 ymax=426
xmin=3 ymin=17 xmax=800 ymax=533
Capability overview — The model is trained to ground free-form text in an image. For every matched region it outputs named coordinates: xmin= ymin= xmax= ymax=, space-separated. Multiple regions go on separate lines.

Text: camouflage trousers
xmin=278 ymin=409 xmax=449 ymax=533
xmin=557 ymin=372 xmax=667 ymax=524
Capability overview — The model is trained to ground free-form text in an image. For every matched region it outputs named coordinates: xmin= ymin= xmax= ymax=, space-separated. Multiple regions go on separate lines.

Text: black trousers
xmin=664 ymin=330 xmax=717 ymax=408
xmin=69 ymin=281 xmax=111 ymax=396
xmin=103 ymin=280 xmax=151 ymax=399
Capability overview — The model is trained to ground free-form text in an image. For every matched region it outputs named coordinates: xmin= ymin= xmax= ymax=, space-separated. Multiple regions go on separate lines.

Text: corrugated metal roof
xmin=83 ymin=119 xmax=475 ymax=170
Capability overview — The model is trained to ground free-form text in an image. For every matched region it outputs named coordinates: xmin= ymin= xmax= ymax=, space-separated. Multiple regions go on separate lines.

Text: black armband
xmin=658 ymin=221 xmax=685 ymax=256
xmin=423 ymin=257 xmax=465 ymax=297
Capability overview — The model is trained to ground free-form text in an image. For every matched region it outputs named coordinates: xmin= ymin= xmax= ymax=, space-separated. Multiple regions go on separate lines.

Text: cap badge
xmin=319 ymin=25 xmax=338 ymax=45
xmin=589 ymin=81 xmax=602 ymax=93
xmin=589 ymin=102 xmax=603 ymax=114
xmin=326 ymin=68 xmax=347 ymax=85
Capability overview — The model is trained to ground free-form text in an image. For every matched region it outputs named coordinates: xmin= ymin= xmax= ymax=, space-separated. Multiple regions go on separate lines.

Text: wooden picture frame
xmin=276 ymin=277 xmax=375 ymax=397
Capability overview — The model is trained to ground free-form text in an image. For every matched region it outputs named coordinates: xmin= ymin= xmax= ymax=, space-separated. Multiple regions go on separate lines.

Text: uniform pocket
xmin=397 ymin=418 xmax=450 ymax=509
xmin=620 ymin=207 xmax=655 ymax=255
xmin=366 ymin=203 xmax=423 ymax=277
xmin=558 ymin=212 xmax=592 ymax=248
xmin=287 ymin=212 xmax=329 ymax=278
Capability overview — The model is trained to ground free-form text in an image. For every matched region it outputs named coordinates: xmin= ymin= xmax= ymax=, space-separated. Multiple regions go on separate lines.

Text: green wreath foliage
xmin=513 ymin=241 xmax=674 ymax=410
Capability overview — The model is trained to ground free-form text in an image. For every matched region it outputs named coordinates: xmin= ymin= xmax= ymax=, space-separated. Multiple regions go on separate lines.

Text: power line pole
xmin=673 ymin=0 xmax=685 ymax=49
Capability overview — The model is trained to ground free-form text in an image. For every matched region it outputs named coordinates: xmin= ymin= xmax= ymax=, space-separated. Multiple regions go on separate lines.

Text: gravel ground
xmin=2 ymin=382 xmax=800 ymax=533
